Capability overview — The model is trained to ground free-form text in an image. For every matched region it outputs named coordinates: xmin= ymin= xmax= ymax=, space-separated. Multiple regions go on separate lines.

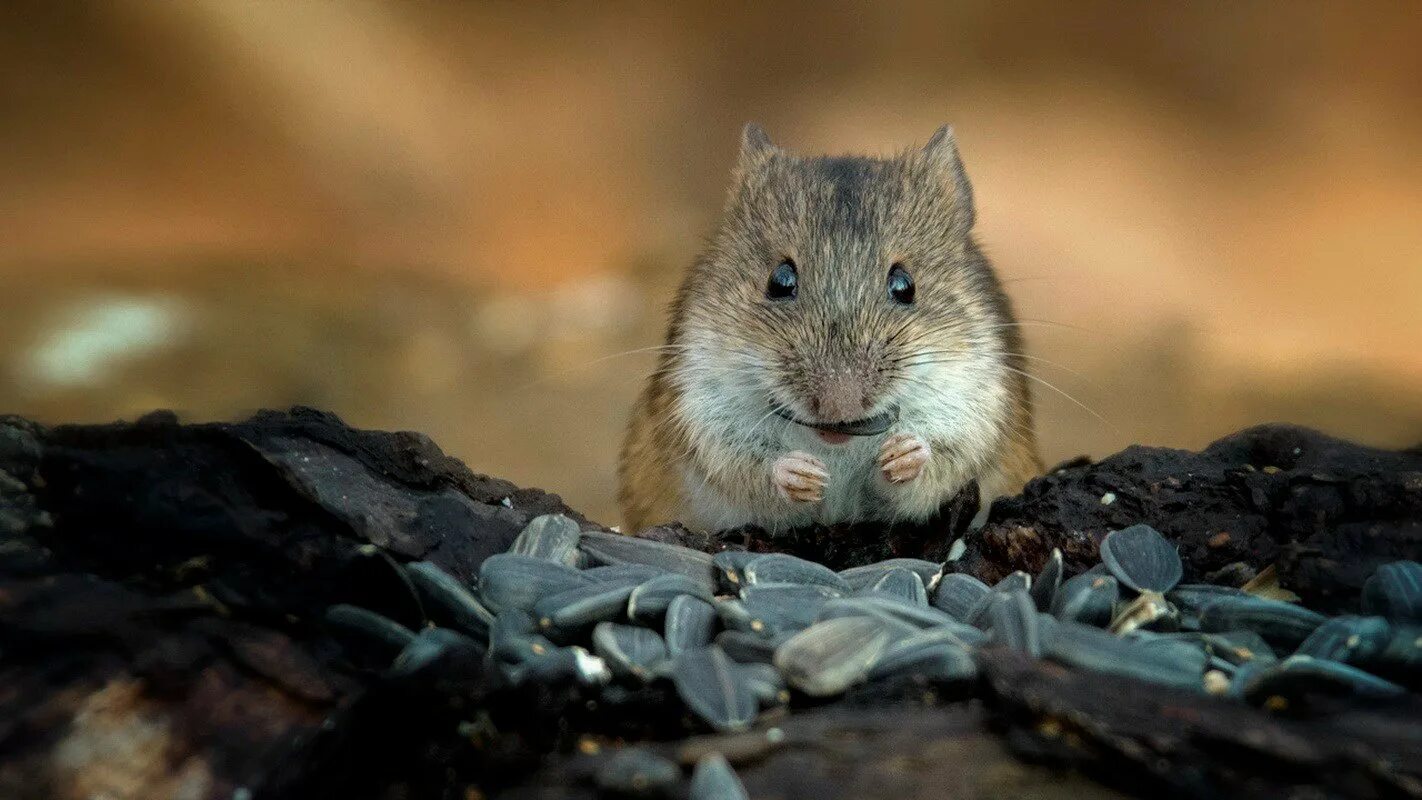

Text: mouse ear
xmin=922 ymin=125 xmax=976 ymax=230
xmin=736 ymin=122 xmax=780 ymax=172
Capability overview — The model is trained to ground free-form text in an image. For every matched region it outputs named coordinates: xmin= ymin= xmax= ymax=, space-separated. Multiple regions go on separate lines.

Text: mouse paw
xmin=772 ymin=451 xmax=828 ymax=503
xmin=879 ymin=434 xmax=930 ymax=484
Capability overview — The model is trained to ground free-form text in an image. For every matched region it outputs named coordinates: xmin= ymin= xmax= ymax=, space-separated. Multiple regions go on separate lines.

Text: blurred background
xmin=2 ymin=2 xmax=1419 ymax=525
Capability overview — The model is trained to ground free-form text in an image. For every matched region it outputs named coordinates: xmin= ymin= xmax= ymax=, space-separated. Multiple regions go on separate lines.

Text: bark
xmin=1 ymin=409 xmax=1418 ymax=799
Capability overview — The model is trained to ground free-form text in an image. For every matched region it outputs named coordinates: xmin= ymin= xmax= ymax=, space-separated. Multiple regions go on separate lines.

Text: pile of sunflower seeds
xmin=326 ymin=514 xmax=1422 ymax=799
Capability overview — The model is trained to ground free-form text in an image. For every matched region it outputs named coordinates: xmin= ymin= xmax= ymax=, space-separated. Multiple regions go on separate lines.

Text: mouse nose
xmin=809 ymin=373 xmax=869 ymax=423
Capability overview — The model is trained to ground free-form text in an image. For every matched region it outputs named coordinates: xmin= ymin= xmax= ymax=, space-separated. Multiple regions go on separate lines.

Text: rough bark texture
xmin=1 ymin=409 xmax=1419 ymax=799
xmin=963 ymin=425 xmax=1422 ymax=612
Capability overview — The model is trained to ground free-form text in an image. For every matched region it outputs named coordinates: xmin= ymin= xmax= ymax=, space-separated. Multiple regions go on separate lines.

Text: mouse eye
xmin=765 ymin=259 xmax=798 ymax=301
xmin=887 ymin=263 xmax=915 ymax=305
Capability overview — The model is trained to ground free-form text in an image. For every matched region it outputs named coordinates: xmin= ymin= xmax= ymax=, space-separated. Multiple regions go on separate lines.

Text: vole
xmin=618 ymin=124 xmax=1041 ymax=533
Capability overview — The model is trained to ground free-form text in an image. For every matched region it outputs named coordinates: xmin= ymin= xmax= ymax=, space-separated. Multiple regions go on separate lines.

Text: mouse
xmin=618 ymin=123 xmax=1041 ymax=534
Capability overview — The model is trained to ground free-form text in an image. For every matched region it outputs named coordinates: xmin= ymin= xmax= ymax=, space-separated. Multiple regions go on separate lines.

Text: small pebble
xmin=1204 ymin=669 xmax=1230 ymax=695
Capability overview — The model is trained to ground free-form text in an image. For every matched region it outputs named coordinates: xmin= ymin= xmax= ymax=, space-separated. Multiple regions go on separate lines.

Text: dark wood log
xmin=963 ymin=425 xmax=1422 ymax=611
xmin=1 ymin=409 xmax=1418 ymax=799
xmin=685 ymin=425 xmax=1422 ymax=613
xmin=0 ymin=408 xmax=591 ymax=800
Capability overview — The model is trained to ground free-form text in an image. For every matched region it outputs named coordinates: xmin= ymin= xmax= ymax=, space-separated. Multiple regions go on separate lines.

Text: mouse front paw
xmin=879 ymin=433 xmax=931 ymax=484
xmin=772 ymin=451 xmax=828 ymax=503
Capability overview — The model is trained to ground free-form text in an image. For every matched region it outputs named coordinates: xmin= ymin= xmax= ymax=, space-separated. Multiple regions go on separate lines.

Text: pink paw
xmin=879 ymin=434 xmax=930 ymax=484
xmin=772 ymin=451 xmax=828 ymax=503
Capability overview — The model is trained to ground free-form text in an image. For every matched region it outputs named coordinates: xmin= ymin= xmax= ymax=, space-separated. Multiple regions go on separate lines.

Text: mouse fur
xmin=618 ymin=123 xmax=1041 ymax=533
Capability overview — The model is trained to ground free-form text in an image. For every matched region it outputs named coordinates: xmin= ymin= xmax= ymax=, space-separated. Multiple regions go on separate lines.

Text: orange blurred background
xmin=2 ymin=2 xmax=1419 ymax=524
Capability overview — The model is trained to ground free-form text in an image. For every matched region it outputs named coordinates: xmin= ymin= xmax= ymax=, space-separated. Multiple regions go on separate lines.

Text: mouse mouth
xmin=769 ymin=405 xmax=899 ymax=437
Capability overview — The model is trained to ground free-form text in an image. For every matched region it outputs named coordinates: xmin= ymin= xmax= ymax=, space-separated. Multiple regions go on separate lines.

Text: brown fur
xmin=619 ymin=124 xmax=1041 ymax=533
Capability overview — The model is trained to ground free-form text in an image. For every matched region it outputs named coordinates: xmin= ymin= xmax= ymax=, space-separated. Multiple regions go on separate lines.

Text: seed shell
xmin=690 ymin=753 xmax=750 ymax=800
xmin=1100 ymin=524 xmax=1183 ymax=594
xmin=509 ymin=513 xmax=582 ymax=566
xmin=665 ymin=594 xmax=719 ymax=657
xmin=774 ymin=615 xmax=898 ymax=696
xmin=673 ymin=646 xmax=759 ymax=732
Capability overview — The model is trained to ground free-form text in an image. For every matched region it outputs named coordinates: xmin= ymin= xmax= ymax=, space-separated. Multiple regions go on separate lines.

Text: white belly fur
xmin=682 ymin=425 xmax=894 ymax=532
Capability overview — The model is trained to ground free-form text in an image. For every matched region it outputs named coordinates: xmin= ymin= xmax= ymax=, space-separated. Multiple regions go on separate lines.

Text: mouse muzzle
xmin=769 ymin=405 xmax=898 ymax=437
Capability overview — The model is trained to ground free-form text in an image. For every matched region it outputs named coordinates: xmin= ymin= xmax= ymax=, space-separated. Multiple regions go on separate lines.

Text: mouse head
xmin=672 ymin=123 xmax=1020 ymax=446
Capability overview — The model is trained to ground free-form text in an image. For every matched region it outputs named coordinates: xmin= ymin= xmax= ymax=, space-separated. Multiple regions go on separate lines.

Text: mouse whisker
xmin=997 ymin=365 xmax=1117 ymax=433
xmin=982 ymin=319 xmax=1101 ymax=336
xmin=1012 ymin=352 xmax=1096 ymax=382
xmin=887 ymin=350 xmax=966 ymax=363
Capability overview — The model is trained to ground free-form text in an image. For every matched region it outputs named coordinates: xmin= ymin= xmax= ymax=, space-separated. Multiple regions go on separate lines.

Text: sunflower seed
xmin=879 ymin=621 xmax=988 ymax=655
xmin=867 ymin=640 xmax=978 ymax=684
xmin=389 ymin=627 xmax=485 ymax=678
xmin=931 ymin=572 xmax=991 ymax=621
xmin=1100 ymin=524 xmax=1183 ymax=594
xmin=629 ymin=573 xmax=714 ymax=623
xmin=1109 ymin=590 xmax=1178 ymax=635
xmin=740 ymin=583 xmax=842 ymax=636
xmin=1169 ymin=584 xmax=1247 ymax=608
xmin=1362 ymin=623 xmax=1422 ymax=678
xmin=945 ymin=538 xmax=967 ymax=562
xmin=1228 ymin=659 xmax=1273 ymax=699
xmin=1031 ymin=548 xmax=1064 ymax=611
xmin=1197 ymin=595 xmax=1326 ymax=649
xmin=1161 ymin=630 xmax=1276 ymax=666
xmin=595 ymin=747 xmax=681 ymax=797
xmin=673 ymin=646 xmax=759 ymax=732
xmin=584 ymin=564 xmax=666 ymax=584
xmin=507 ymin=644 xmax=611 ymax=686
xmin=737 ymin=661 xmax=789 ymax=706
xmin=714 ymin=598 xmax=758 ymax=633
xmin=665 ymin=595 xmax=718 ymax=657
xmin=987 ymin=589 xmax=1042 ymax=657
xmin=509 ymin=513 xmax=582 ymax=566
xmin=533 ymin=582 xmax=636 ymax=638
xmin=713 ymin=551 xmax=760 ymax=592
xmin=1128 ymin=632 xmax=1211 ymax=672
xmin=1169 ymin=584 xmax=1247 ymax=629
xmin=1361 ymin=560 xmax=1422 ymax=621
xmin=1296 ymin=615 xmax=1391 ymax=663
xmin=1050 ymin=573 xmax=1119 ymax=627
xmin=489 ymin=631 xmax=558 ymax=666
xmin=690 ymin=753 xmax=749 ymax=800
xmin=593 ymin=622 xmax=669 ymax=681
xmin=715 ymin=630 xmax=784 ymax=664
xmin=993 ymin=570 xmax=1032 ymax=594
xmin=580 ymin=531 xmax=716 ymax=593
xmin=774 ymin=616 xmax=897 ymax=696
xmin=1242 ymin=654 xmax=1406 ymax=702
xmin=477 ymin=553 xmax=590 ymax=614
xmin=817 ymin=596 xmax=956 ymax=632
xmin=1208 ymin=629 xmax=1277 ymax=664
xmin=490 ymin=609 xmax=538 ymax=639
xmin=1042 ymin=620 xmax=1207 ymax=690
xmin=743 ymin=553 xmax=850 ymax=592
xmin=839 ymin=559 xmax=941 ymax=590
xmin=405 ymin=561 xmax=495 ymax=637
xmin=324 ymin=604 xmax=418 ymax=654
xmin=863 ymin=567 xmax=928 ymax=606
